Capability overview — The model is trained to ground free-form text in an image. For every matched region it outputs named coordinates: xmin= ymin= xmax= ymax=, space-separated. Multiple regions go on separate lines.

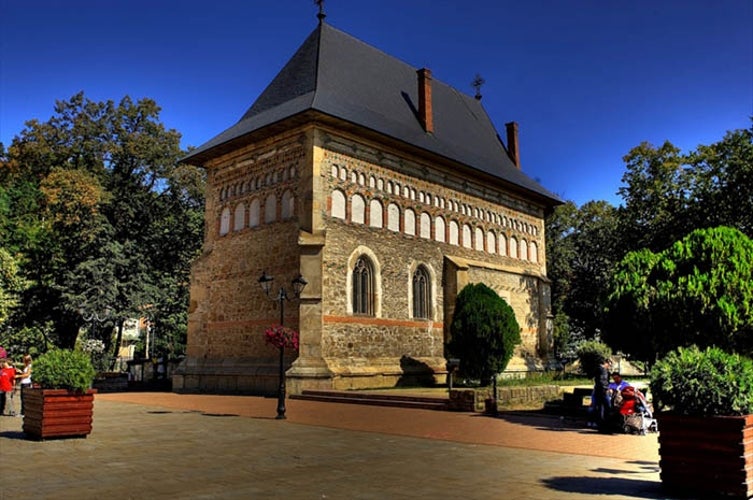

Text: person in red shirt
xmin=0 ymin=360 xmax=17 ymax=416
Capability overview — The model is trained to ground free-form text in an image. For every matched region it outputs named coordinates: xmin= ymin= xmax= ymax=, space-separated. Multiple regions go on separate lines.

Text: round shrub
xmin=576 ymin=340 xmax=612 ymax=377
xmin=448 ymin=283 xmax=521 ymax=385
xmin=650 ymin=345 xmax=753 ymax=416
xmin=34 ymin=349 xmax=96 ymax=392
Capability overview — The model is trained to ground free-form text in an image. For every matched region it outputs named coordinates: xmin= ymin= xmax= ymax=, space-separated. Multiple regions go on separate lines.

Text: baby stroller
xmin=610 ymin=385 xmax=657 ymax=435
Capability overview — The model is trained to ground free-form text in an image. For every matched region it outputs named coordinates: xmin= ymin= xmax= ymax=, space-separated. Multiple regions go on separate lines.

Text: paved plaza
xmin=0 ymin=392 xmax=672 ymax=499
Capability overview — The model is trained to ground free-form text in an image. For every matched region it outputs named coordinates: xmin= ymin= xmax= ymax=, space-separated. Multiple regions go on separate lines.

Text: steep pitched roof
xmin=184 ymin=22 xmax=561 ymax=205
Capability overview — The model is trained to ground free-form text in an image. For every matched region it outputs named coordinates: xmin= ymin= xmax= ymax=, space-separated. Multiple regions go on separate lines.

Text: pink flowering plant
xmin=264 ymin=325 xmax=300 ymax=350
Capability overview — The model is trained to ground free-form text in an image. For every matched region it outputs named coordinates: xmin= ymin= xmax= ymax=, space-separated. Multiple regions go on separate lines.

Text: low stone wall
xmin=448 ymin=385 xmax=563 ymax=412
xmin=93 ymin=373 xmax=129 ymax=393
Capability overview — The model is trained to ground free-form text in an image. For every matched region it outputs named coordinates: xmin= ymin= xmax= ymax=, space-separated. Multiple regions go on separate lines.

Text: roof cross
xmin=315 ymin=0 xmax=326 ymax=23
xmin=472 ymin=73 xmax=485 ymax=100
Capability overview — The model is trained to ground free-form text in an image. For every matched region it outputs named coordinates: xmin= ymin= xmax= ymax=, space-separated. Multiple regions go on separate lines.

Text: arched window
xmin=520 ymin=239 xmax=528 ymax=261
xmin=530 ymin=241 xmax=538 ymax=263
xmin=219 ymin=207 xmax=230 ymax=236
xmin=351 ymin=194 xmax=365 ymax=224
xmin=449 ymin=221 xmax=459 ymax=245
xmin=234 ymin=203 xmax=245 ymax=231
xmin=434 ymin=216 xmax=446 ymax=242
xmin=331 ymin=190 xmax=346 ymax=219
xmin=249 ymin=199 xmax=260 ymax=227
xmin=281 ymin=190 xmax=295 ymax=219
xmin=499 ymin=234 xmax=507 ymax=256
xmin=412 ymin=265 xmax=431 ymax=319
xmin=264 ymin=194 xmax=277 ymax=223
xmin=420 ymin=212 xmax=431 ymax=239
xmin=474 ymin=227 xmax=484 ymax=251
xmin=369 ymin=199 xmax=383 ymax=228
xmin=404 ymin=208 xmax=416 ymax=235
xmin=387 ymin=203 xmax=400 ymax=231
xmin=462 ymin=224 xmax=472 ymax=248
xmin=352 ymin=256 xmax=374 ymax=316
xmin=510 ymin=237 xmax=518 ymax=259
xmin=487 ymin=231 xmax=496 ymax=254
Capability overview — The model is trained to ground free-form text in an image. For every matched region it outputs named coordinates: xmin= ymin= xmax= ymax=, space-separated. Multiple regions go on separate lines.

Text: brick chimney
xmin=505 ymin=121 xmax=520 ymax=169
xmin=417 ymin=68 xmax=433 ymax=133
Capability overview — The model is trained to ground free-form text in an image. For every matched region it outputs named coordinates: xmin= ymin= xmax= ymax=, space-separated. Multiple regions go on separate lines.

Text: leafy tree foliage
xmin=0 ymin=93 xmax=205 ymax=358
xmin=545 ymin=200 xmax=620 ymax=357
xmin=0 ymin=248 xmax=27 ymax=326
xmin=448 ymin=283 xmax=521 ymax=385
xmin=548 ymin=122 xmax=752 ymax=363
xmin=617 ymin=141 xmax=690 ymax=252
xmin=575 ymin=340 xmax=612 ymax=377
xmin=685 ymin=127 xmax=753 ymax=238
xmin=606 ymin=226 xmax=753 ymax=362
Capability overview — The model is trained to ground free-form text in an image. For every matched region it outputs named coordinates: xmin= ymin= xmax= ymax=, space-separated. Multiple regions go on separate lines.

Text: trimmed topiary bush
xmin=576 ymin=340 xmax=612 ymax=377
xmin=34 ymin=349 xmax=97 ymax=392
xmin=448 ymin=282 xmax=521 ymax=385
xmin=650 ymin=345 xmax=753 ymax=416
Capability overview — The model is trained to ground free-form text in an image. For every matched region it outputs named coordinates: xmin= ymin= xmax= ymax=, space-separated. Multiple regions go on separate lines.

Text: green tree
xmin=447 ymin=283 xmax=521 ymax=385
xmin=685 ymin=125 xmax=753 ymax=238
xmin=0 ymin=248 xmax=27 ymax=326
xmin=545 ymin=200 xmax=620 ymax=359
xmin=605 ymin=226 xmax=753 ymax=362
xmin=576 ymin=339 xmax=612 ymax=377
xmin=617 ymin=141 xmax=690 ymax=253
xmin=603 ymin=248 xmax=661 ymax=365
xmin=1 ymin=93 xmax=205 ymax=354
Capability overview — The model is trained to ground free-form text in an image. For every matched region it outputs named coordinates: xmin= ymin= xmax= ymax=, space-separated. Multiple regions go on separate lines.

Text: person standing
xmin=0 ymin=360 xmax=17 ymax=416
xmin=592 ymin=358 xmax=612 ymax=432
xmin=16 ymin=354 xmax=32 ymax=416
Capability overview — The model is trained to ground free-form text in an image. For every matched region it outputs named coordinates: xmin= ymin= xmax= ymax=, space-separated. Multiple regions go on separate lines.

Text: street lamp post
xmin=78 ymin=307 xmax=112 ymax=339
xmin=259 ymin=271 xmax=308 ymax=420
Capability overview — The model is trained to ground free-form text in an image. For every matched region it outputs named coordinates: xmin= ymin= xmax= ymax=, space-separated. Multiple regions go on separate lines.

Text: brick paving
xmin=0 ymin=392 xmax=671 ymax=499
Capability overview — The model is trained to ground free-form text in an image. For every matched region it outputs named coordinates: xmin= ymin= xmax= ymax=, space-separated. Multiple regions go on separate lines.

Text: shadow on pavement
xmin=541 ymin=476 xmax=668 ymax=498
xmin=477 ymin=410 xmax=597 ymax=434
xmin=0 ymin=430 xmax=25 ymax=440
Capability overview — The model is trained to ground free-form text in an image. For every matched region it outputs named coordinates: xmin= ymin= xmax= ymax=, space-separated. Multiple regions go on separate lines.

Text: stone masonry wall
xmin=177 ymin=131 xmax=308 ymax=393
xmin=314 ymin=129 xmax=552 ymax=386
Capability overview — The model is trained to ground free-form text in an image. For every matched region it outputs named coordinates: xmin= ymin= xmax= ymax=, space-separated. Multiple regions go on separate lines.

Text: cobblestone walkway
xmin=0 ymin=392 xmax=669 ymax=499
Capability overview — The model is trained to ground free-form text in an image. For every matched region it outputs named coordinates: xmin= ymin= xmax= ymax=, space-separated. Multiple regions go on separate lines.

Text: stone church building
xmin=174 ymin=18 xmax=561 ymax=394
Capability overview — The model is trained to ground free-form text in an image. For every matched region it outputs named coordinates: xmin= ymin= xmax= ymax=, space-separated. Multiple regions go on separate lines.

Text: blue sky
xmin=1 ymin=1 xmax=751 ymax=207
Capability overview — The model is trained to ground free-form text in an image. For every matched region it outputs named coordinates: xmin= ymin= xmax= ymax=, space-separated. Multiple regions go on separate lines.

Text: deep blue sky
xmin=1 ymin=1 xmax=751 ymax=206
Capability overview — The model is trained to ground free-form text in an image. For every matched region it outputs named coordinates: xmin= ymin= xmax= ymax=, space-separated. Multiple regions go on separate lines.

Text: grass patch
xmin=496 ymin=372 xmax=592 ymax=387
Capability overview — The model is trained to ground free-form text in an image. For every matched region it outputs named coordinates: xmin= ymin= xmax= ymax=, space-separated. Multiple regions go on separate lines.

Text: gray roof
xmin=184 ymin=22 xmax=561 ymax=205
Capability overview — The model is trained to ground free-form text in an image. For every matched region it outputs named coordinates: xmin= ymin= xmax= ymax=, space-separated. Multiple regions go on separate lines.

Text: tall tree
xmin=685 ymin=125 xmax=753 ymax=238
xmin=1 ymin=93 xmax=205 ymax=353
xmin=545 ymin=200 xmax=620 ymax=358
xmin=617 ymin=141 xmax=690 ymax=253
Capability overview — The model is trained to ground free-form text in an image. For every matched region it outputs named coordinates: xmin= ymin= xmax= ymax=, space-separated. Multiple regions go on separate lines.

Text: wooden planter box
xmin=657 ymin=412 xmax=753 ymax=498
xmin=22 ymin=388 xmax=97 ymax=440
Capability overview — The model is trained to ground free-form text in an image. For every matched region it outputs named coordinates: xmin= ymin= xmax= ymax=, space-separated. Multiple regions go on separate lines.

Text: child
xmin=16 ymin=354 xmax=32 ymax=416
xmin=0 ymin=360 xmax=17 ymax=416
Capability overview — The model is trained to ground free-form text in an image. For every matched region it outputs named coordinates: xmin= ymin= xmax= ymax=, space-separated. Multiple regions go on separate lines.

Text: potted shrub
xmin=23 ymin=349 xmax=98 ymax=440
xmin=650 ymin=345 xmax=753 ymax=498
